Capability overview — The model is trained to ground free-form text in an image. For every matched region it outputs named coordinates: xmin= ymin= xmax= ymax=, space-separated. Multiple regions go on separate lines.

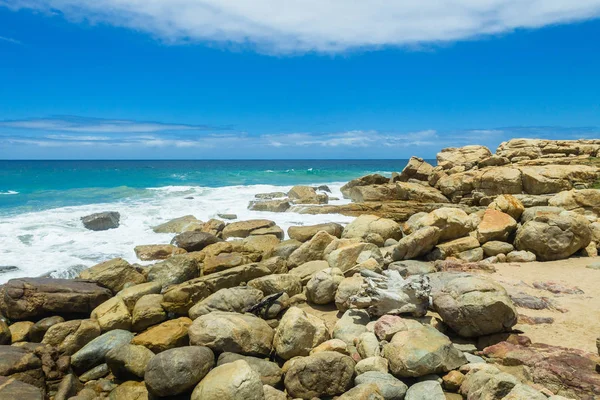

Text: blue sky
xmin=1 ymin=1 xmax=600 ymax=159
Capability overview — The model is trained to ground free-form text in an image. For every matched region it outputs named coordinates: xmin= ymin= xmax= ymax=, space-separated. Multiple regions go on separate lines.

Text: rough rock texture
xmin=392 ymin=227 xmax=441 ymax=260
xmin=284 ymin=351 xmax=355 ymax=399
xmin=90 ymin=296 xmax=132 ymax=332
xmin=326 ymin=242 xmax=383 ymax=274
xmin=406 ymin=380 xmax=445 ymax=400
xmin=397 ymin=156 xmax=435 ymax=182
xmin=482 ymin=341 xmax=600 ymax=400
xmin=134 ymin=244 xmax=186 ymax=261
xmin=145 ymin=346 xmax=215 ymax=397
xmin=152 ymin=215 xmax=201 ymax=233
xmin=131 ymin=317 xmax=191 ymax=353
xmin=488 ymin=194 xmax=525 ymax=220
xmin=476 ymin=209 xmax=518 ymax=244
xmin=333 ymin=309 xmax=370 ymax=345
xmin=188 ymin=286 xmax=263 ymax=319
xmin=437 ymin=145 xmax=492 ymax=170
xmin=79 ymin=258 xmax=146 ymax=293
xmin=222 ymin=219 xmax=275 ymax=239
xmin=116 ymin=282 xmax=162 ymax=311
xmin=217 ymin=353 xmax=282 ymax=387
xmin=288 ymin=223 xmax=344 ymax=242
xmin=105 ymin=344 xmax=154 ymax=380
xmin=131 ymin=294 xmax=166 ymax=332
xmin=146 ymin=254 xmax=200 ymax=288
xmin=71 ymin=329 xmax=134 ymax=373
xmin=248 ymin=274 xmax=302 ymax=296
xmin=0 ymin=278 xmax=112 ymax=320
xmin=306 ymin=268 xmax=344 ymax=304
xmin=287 ymin=231 xmax=336 ymax=268
xmin=274 ymin=307 xmax=329 ymax=359
xmin=337 ymin=383 xmax=384 ymax=400
xmin=189 ymin=312 xmax=274 ymax=357
xmin=549 ymin=189 xmax=600 ymax=219
xmin=341 ymin=174 xmax=390 ymax=198
xmin=41 ymin=319 xmax=101 ymax=355
xmin=0 ymin=376 xmax=44 ymax=400
xmin=81 ymin=211 xmax=120 ymax=231
xmin=342 ymin=215 xmax=403 ymax=246
xmin=382 ymin=324 xmax=466 ymax=377
xmin=170 ymin=231 xmax=223 ymax=252
xmin=413 ymin=208 xmax=474 ymax=241
xmin=354 ymin=371 xmax=408 ymax=400
xmin=515 ymin=210 xmax=592 ymax=261
xmin=431 ymin=273 xmax=517 ymax=337
xmin=29 ymin=316 xmax=65 ymax=343
xmin=191 ymin=360 xmax=264 ymax=400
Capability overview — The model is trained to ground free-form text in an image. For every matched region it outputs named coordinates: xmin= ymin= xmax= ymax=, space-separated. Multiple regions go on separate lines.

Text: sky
xmin=1 ymin=1 xmax=600 ymax=159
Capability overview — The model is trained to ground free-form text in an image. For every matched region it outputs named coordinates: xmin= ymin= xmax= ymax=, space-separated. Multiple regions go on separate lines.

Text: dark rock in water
xmin=170 ymin=231 xmax=223 ymax=252
xmin=81 ymin=211 xmax=120 ymax=231
xmin=184 ymin=196 xmax=194 ymax=200
xmin=0 ymin=376 xmax=43 ymax=400
xmin=0 ymin=266 xmax=18 ymax=274
xmin=71 ymin=329 xmax=134 ymax=374
xmin=0 ymin=278 xmax=112 ymax=320
xmin=316 ymin=185 xmax=332 ymax=193
xmin=217 ymin=213 xmax=237 ymax=220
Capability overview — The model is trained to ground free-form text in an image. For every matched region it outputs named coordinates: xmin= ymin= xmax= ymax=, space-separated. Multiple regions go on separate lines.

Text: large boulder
xmin=146 ymin=253 xmax=200 ymax=288
xmin=288 ymin=223 xmax=344 ymax=242
xmin=306 ymin=268 xmax=344 ymax=305
xmin=189 ymin=312 xmax=274 ymax=356
xmin=288 ymin=185 xmax=325 ymax=204
xmin=0 ymin=376 xmax=43 ymax=400
xmin=152 ymin=215 xmax=201 ymax=233
xmin=326 ymin=242 xmax=383 ymax=274
xmin=354 ymin=371 xmax=408 ymax=400
xmin=335 ymin=276 xmax=365 ymax=311
xmin=274 ymin=307 xmax=329 ymax=359
xmin=406 ymin=381 xmax=445 ymax=400
xmin=548 ymin=189 xmax=600 ymax=219
xmin=248 ymin=274 xmax=302 ymax=297
xmin=396 ymin=182 xmax=450 ymax=203
xmin=429 ymin=236 xmax=480 ymax=260
xmin=519 ymin=165 xmax=599 ymax=195
xmin=341 ymin=174 xmax=390 ymax=198
xmin=217 ymin=352 xmax=282 ymax=387
xmin=108 ymin=381 xmax=149 ymax=400
xmin=90 ymin=297 xmax=132 ymax=332
xmin=170 ymin=231 xmax=223 ymax=252
xmin=131 ymin=317 xmax=192 ymax=353
xmin=413 ymin=208 xmax=474 ymax=241
xmin=284 ymin=352 xmax=355 ymax=399
xmin=514 ymin=210 xmax=592 ymax=261
xmin=397 ymin=156 xmax=435 ymax=182
xmin=191 ymin=360 xmax=264 ymax=400
xmin=134 ymin=244 xmax=186 ymax=261
xmin=436 ymin=145 xmax=492 ymax=170
xmin=342 ymin=215 xmax=403 ymax=246
xmin=290 ymin=260 xmax=331 ymax=285
xmin=0 ymin=278 xmax=112 ymax=320
xmin=116 ymin=282 xmax=162 ymax=311
xmin=222 ymin=219 xmax=275 ymax=239
xmin=431 ymin=273 xmax=517 ymax=337
xmin=287 ymin=231 xmax=337 ymax=268
xmin=248 ymin=199 xmax=291 ymax=212
xmin=333 ymin=309 xmax=370 ymax=345
xmin=79 ymin=258 xmax=145 ymax=293
xmin=392 ymin=227 xmax=441 ymax=261
xmin=488 ymin=194 xmax=525 ymax=220
xmin=0 ymin=345 xmax=44 ymax=390
xmin=145 ymin=346 xmax=215 ymax=397
xmin=81 ymin=211 xmax=120 ymax=231
xmin=105 ymin=344 xmax=154 ymax=380
xmin=476 ymin=209 xmax=518 ymax=244
xmin=71 ymin=329 xmax=134 ymax=373
xmin=188 ymin=286 xmax=263 ymax=319
xmin=131 ymin=294 xmax=166 ymax=332
xmin=0 ymin=320 xmax=11 ymax=345
xmin=382 ymin=324 xmax=466 ymax=377
xmin=41 ymin=319 xmax=101 ymax=355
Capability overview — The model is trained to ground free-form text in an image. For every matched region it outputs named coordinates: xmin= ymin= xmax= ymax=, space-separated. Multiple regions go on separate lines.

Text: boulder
xmin=392 ymin=227 xmax=441 ymax=261
xmin=288 ymin=223 xmax=344 ymax=242
xmin=488 ymin=194 xmax=525 ymax=220
xmin=289 ymin=260 xmax=330 ymax=284
xmin=248 ymin=274 xmax=302 ymax=297
xmin=335 ymin=276 xmax=365 ymax=311
xmin=271 ymin=239 xmax=302 ymax=258
xmin=131 ymin=294 xmax=166 ymax=332
xmin=255 ymin=192 xmax=287 ymax=200
xmin=42 ymin=319 xmax=101 ymax=355
xmin=0 ymin=320 xmax=11 ymax=345
xmin=515 ymin=210 xmax=592 ymax=261
xmin=134 ymin=244 xmax=186 ymax=261
xmin=476 ymin=209 xmax=517 ymax=244
xmin=405 ymin=381 xmax=445 ymax=400
xmin=429 ymin=236 xmax=480 ymax=260
xmin=189 ymin=312 xmax=274 ymax=356
xmin=506 ymin=250 xmax=537 ymax=262
xmin=78 ymin=363 xmax=109 ymax=382
xmin=90 ymin=296 xmax=132 ymax=332
xmin=81 ymin=211 xmax=120 ymax=231
xmin=144 ymin=346 xmax=215 ymax=397
xmin=170 ymin=231 xmax=223 ymax=252
xmin=242 ymin=234 xmax=281 ymax=256
xmin=387 ymin=260 xmax=436 ymax=277
xmin=248 ymin=199 xmax=291 ymax=212
xmin=356 ymin=332 xmax=381 ymax=359
xmin=382 ymin=324 xmax=466 ymax=377
xmin=107 ymin=381 xmax=149 ymax=400
xmin=54 ymin=373 xmax=83 ymax=400
xmin=222 ymin=219 xmax=275 ymax=239
xmin=437 ymin=145 xmax=492 ymax=170
xmin=341 ymin=174 xmax=390 ymax=198
xmin=287 ymin=231 xmax=337 ymax=268
xmin=333 ymin=309 xmax=370 ymax=345
xmin=250 ymin=226 xmax=285 ymax=240
xmin=482 ymin=241 xmax=514 ymax=257
xmin=71 ymin=329 xmax=134 ymax=373
xmin=203 ymin=252 xmax=250 ymax=275
xmin=29 ymin=316 xmax=65 ymax=343
xmin=284 ymin=352 xmax=355 ymax=398
xmin=431 ymin=273 xmax=517 ymax=337
xmin=355 ymin=357 xmax=389 ymax=375
xmin=188 ymin=286 xmax=263 ymax=319
xmin=0 ymin=345 xmax=44 ymax=390
xmin=397 ymin=156 xmax=435 ymax=182
xmin=274 ymin=307 xmax=329 ymax=359
xmin=288 ymin=185 xmax=319 ymax=203
xmin=131 ymin=317 xmax=192 ymax=353
xmin=306 ymin=268 xmax=344 ymax=304
xmin=116 ymin=282 xmax=162 ymax=311
xmin=79 ymin=258 xmax=145 ymax=293
xmin=105 ymin=344 xmax=154 ymax=380
xmin=413 ymin=208 xmax=474 ymax=241
xmin=549 ymin=189 xmax=600 ymax=219
xmin=217 ymin=353 xmax=282 ymax=387
xmin=191 ymin=360 xmax=264 ymax=400
xmin=146 ymin=253 xmax=200 ymax=288
xmin=373 ymin=315 xmax=423 ymax=342
xmin=152 ymin=215 xmax=201 ymax=233
xmin=338 ymin=384 xmax=384 ymax=400
xmin=9 ymin=321 xmax=34 ymax=343
xmin=327 ymin=242 xmax=383 ymax=274
xmin=396 ymin=182 xmax=450 ymax=203
xmin=0 ymin=376 xmax=43 ymax=400
xmin=520 ymin=165 xmax=599 ymax=195
xmin=0 ymin=278 xmax=112 ymax=320
xmin=342 ymin=215 xmax=403 ymax=246
xmin=354 ymin=371 xmax=408 ymax=400
xmin=311 ymin=338 xmax=350 ymax=356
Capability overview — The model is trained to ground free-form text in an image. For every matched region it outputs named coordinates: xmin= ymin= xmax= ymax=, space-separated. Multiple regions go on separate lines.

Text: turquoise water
xmin=0 ymin=160 xmax=413 ymax=215
xmin=0 ymin=159 xmax=422 ymax=280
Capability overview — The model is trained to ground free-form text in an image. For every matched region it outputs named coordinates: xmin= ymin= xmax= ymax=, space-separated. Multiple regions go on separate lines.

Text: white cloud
xmin=0 ymin=35 xmax=22 ymax=44
xmin=3 ymin=1 xmax=600 ymax=53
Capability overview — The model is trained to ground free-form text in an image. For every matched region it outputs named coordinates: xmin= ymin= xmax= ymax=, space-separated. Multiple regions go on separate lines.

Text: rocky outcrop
xmin=437 ymin=145 xmax=492 ymax=170
xmin=79 ymin=258 xmax=145 ymax=293
xmin=81 ymin=212 xmax=120 ymax=231
xmin=349 ymin=182 xmax=449 ymax=204
xmin=496 ymin=138 xmax=600 ymax=162
xmin=0 ymin=278 xmax=112 ymax=320
xmin=341 ymin=174 xmax=389 ymax=198
xmin=341 ymin=215 xmax=402 ymax=246
xmin=395 ymin=156 xmax=435 ymax=182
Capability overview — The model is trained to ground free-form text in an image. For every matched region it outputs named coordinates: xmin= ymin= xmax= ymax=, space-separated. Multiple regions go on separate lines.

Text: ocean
xmin=0 ymin=159 xmax=414 ymax=282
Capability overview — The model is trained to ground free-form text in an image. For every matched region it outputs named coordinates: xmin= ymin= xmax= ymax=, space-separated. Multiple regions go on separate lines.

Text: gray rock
xmin=388 ymin=260 xmax=436 ymax=277
xmin=105 ymin=344 xmax=154 ymax=380
xmin=355 ymin=371 xmax=408 ymax=400
xmin=188 ymin=286 xmax=263 ymax=319
xmin=170 ymin=231 xmax=223 ymax=252
xmin=79 ymin=363 xmax=109 ymax=382
xmin=147 ymin=254 xmax=200 ymax=288
xmin=191 ymin=360 xmax=264 ymax=400
xmin=81 ymin=211 xmax=120 ymax=231
xmin=217 ymin=352 xmax=282 ymax=387
xmin=506 ymin=250 xmax=537 ymax=263
xmin=482 ymin=241 xmax=514 ymax=257
xmin=0 ymin=376 xmax=43 ymax=400
xmin=71 ymin=329 xmax=134 ymax=373
xmin=333 ymin=309 xmax=370 ymax=345
xmin=145 ymin=346 xmax=215 ymax=397
xmin=405 ymin=381 xmax=445 ymax=400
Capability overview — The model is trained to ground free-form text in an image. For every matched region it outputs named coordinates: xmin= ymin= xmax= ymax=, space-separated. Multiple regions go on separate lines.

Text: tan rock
xmin=341 ymin=174 xmax=390 ymax=198
xmin=9 ymin=321 xmax=34 ymax=343
xmin=327 ymin=242 xmax=383 ymax=273
xmin=91 ymin=297 xmax=132 ymax=332
xmin=476 ymin=209 xmax=517 ymax=243
xmin=116 ymin=282 xmax=162 ymax=312
xmin=289 ymin=260 xmax=330 ymax=285
xmin=152 ymin=215 xmax=201 ymax=233
xmin=248 ymin=274 xmax=302 ymax=296
xmin=79 ymin=258 xmax=145 ymax=293
xmin=437 ymin=145 xmax=492 ymax=170
xmin=488 ymin=194 xmax=525 ymax=220
xmin=342 ymin=215 xmax=403 ymax=246
xmin=287 ymin=231 xmax=337 ymax=268
xmin=188 ymin=286 xmax=264 ymax=319
xmin=306 ymin=268 xmax=344 ymax=305
xmin=131 ymin=294 xmax=166 ymax=332
xmin=392 ymin=227 xmax=441 ymax=260
xmin=397 ymin=157 xmax=435 ymax=182
xmin=134 ymin=244 xmax=186 ymax=261
xmin=42 ymin=319 xmax=101 ymax=355
xmin=191 ymin=360 xmax=264 ymax=400
xmin=222 ymin=219 xmax=275 ymax=239
xmin=131 ymin=317 xmax=192 ymax=353
xmin=548 ymin=189 xmax=600 ymax=219
xmin=274 ymin=307 xmax=329 ymax=359
xmin=430 ymin=236 xmax=480 ymax=260
xmin=288 ymin=223 xmax=344 ymax=242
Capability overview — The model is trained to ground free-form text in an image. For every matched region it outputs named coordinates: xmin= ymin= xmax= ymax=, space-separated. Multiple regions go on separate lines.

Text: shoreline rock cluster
xmin=1 ymin=138 xmax=599 ymax=399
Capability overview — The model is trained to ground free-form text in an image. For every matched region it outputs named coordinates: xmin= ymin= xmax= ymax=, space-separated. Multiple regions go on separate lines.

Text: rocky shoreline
xmin=1 ymin=138 xmax=600 ymax=399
